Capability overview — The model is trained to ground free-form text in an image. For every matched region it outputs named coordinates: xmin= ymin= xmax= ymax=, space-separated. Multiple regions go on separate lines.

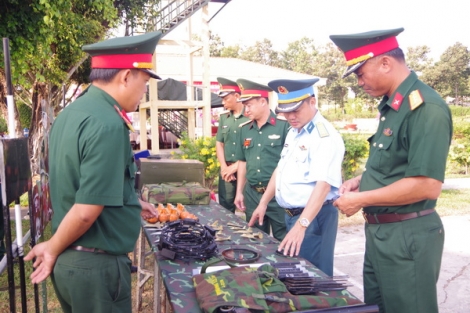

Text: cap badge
xmin=238 ymin=83 xmax=244 ymax=91
xmin=278 ymin=86 xmax=289 ymax=94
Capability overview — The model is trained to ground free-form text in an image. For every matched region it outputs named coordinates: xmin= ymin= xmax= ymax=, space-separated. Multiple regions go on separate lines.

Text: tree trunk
xmin=29 ymin=82 xmax=52 ymax=175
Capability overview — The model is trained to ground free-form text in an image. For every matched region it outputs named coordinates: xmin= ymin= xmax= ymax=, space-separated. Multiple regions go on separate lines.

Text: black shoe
xmin=131 ymin=265 xmax=138 ymax=273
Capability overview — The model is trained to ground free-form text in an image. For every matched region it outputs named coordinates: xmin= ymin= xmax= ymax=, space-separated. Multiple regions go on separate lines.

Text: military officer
xmin=25 ymin=32 xmax=160 ymax=313
xmin=234 ymin=79 xmax=289 ymax=241
xmin=215 ymin=77 xmax=250 ymax=213
xmin=248 ymin=79 xmax=345 ymax=276
xmin=331 ymin=28 xmax=453 ymax=313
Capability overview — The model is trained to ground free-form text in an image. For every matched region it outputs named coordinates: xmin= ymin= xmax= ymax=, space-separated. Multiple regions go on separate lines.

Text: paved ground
xmin=334 ymin=214 xmax=470 ymax=313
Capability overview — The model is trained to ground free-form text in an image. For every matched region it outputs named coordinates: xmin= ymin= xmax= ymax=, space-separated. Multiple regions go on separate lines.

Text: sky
xmin=165 ymin=0 xmax=470 ymax=61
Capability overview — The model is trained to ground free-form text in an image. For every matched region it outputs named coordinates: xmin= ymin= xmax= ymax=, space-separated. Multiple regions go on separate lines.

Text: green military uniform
xmin=235 ymin=111 xmax=289 ymax=241
xmin=216 ymin=110 xmax=249 ymax=213
xmin=48 ymin=32 xmax=162 ymax=313
xmin=331 ymin=29 xmax=453 ymax=313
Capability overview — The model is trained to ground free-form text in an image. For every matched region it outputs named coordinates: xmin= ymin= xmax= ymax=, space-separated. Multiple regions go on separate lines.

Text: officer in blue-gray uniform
xmin=234 ymin=79 xmax=289 ymax=241
xmin=249 ymin=79 xmax=345 ymax=276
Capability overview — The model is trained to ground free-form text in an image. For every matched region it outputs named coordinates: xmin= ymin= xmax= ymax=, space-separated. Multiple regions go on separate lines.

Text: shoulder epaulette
xmin=276 ymin=115 xmax=287 ymax=121
xmin=219 ymin=110 xmax=230 ymax=116
xmin=409 ymin=90 xmax=424 ymax=110
xmin=238 ymin=120 xmax=252 ymax=128
xmin=316 ymin=122 xmax=329 ymax=138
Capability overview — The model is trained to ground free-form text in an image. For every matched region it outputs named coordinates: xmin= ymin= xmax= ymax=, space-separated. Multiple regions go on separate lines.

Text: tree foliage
xmin=0 ymin=0 xmax=161 ymax=174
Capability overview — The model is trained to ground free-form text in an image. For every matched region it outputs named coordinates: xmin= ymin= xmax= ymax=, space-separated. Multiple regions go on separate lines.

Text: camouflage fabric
xmin=193 ymin=264 xmax=361 ymax=313
xmin=141 ymin=182 xmax=211 ymax=205
xmin=142 ymin=202 xmax=364 ymax=313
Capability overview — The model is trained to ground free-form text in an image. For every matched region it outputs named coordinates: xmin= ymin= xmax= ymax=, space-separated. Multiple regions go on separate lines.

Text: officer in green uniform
xmin=234 ymin=79 xmax=289 ymax=241
xmin=331 ymin=28 xmax=453 ymax=313
xmin=25 ymin=32 xmax=161 ymax=313
xmin=216 ymin=77 xmax=250 ymax=213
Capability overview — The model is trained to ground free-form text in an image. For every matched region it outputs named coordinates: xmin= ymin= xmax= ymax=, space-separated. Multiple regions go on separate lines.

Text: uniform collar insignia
xmin=306 ymin=121 xmax=315 ymax=134
xmin=390 ymin=92 xmax=403 ymax=111
xmin=269 ymin=117 xmax=276 ymax=125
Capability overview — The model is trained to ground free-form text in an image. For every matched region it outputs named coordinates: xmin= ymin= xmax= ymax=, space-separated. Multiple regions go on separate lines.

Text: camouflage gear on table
xmin=193 ymin=264 xmax=362 ymax=313
xmin=142 ymin=201 xmax=364 ymax=313
xmin=141 ymin=182 xmax=211 ymax=205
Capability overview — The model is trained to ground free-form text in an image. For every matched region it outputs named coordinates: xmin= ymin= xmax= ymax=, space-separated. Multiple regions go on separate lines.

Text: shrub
xmin=341 ymin=133 xmax=369 ymax=180
xmin=17 ymin=101 xmax=32 ymax=129
xmin=171 ymin=132 xmax=220 ymax=190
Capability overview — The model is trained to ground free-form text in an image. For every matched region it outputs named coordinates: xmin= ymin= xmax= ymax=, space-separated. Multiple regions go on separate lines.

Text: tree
xmin=406 ymin=45 xmax=433 ymax=74
xmin=278 ymin=37 xmax=317 ymax=74
xmin=220 ymin=44 xmax=241 ymax=58
xmin=0 ymin=0 xmax=161 ymax=174
xmin=422 ymin=43 xmax=470 ymax=104
xmin=239 ymin=39 xmax=280 ymax=67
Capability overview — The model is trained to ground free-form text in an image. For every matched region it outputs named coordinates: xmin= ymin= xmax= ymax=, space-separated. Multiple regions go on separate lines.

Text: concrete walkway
xmin=334 ymin=214 xmax=470 ymax=313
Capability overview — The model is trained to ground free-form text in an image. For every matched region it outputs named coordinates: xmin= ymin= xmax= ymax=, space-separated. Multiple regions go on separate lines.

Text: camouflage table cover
xmin=142 ymin=201 xmax=363 ymax=313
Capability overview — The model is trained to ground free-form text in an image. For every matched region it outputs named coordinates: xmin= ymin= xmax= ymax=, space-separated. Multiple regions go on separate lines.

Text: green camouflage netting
xmin=141 ymin=182 xmax=211 ymax=205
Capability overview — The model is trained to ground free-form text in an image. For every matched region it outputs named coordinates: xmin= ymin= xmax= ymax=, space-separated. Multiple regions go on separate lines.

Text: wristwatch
xmin=298 ymin=217 xmax=310 ymax=228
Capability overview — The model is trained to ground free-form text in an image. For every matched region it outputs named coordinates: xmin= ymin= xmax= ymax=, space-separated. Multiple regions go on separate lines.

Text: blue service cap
xmin=268 ymin=78 xmax=319 ymax=113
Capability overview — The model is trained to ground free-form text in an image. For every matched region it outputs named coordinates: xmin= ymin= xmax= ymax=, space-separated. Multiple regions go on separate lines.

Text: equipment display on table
xmin=141 ymin=182 xmax=211 ymax=205
xmin=192 ymin=264 xmax=363 ymax=313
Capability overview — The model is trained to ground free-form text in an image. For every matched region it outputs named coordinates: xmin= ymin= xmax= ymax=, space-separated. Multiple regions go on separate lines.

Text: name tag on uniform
xmin=268 ymin=134 xmax=280 ymax=139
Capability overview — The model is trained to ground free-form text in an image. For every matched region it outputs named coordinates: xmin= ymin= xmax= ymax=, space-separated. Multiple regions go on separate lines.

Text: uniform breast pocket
xmin=264 ymin=139 xmax=283 ymax=158
xmin=369 ymin=136 xmax=394 ymax=174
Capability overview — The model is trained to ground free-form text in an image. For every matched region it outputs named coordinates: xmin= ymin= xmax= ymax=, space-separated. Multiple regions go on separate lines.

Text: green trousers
xmin=52 ymin=249 xmax=132 ymax=313
xmin=218 ymin=172 xmax=237 ymax=213
xmin=363 ymin=212 xmax=444 ymax=313
xmin=243 ymin=185 xmax=286 ymax=241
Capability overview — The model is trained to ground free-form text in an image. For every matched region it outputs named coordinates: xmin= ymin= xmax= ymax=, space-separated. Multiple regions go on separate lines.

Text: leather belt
xmin=362 ymin=208 xmax=435 ymax=224
xmin=69 ymin=245 xmax=108 ymax=254
xmin=250 ymin=185 xmax=267 ymax=194
xmin=284 ymin=198 xmax=338 ymax=217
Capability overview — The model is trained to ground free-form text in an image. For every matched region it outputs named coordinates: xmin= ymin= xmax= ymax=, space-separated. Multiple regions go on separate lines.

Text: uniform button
xmin=257 ymin=156 xmax=260 ymax=159
xmin=257 ymin=169 xmax=260 ymax=172
xmin=258 ymin=182 xmax=262 ymax=185
xmin=258 ymin=143 xmax=261 ymax=146
xmin=259 ymin=131 xmax=262 ymax=134
xmin=233 ymin=142 xmax=236 ymax=145
xmin=364 ymin=168 xmax=367 ymax=171
xmin=232 ymin=154 xmax=234 ymax=157
xmin=234 ymin=130 xmax=237 ymax=133
xmin=373 ymin=142 xmax=377 ymax=147
xmin=381 ymin=117 xmax=386 ymax=121
xmin=379 ymin=143 xmax=383 ymax=148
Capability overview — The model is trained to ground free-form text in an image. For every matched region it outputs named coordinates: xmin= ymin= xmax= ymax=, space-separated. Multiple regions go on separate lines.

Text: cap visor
xmin=275 ymin=100 xmax=304 ymax=113
xmin=218 ymin=91 xmax=232 ymax=97
xmin=343 ymin=61 xmax=366 ymax=78
xmin=238 ymin=95 xmax=256 ymax=103
xmin=142 ymin=69 xmax=161 ymax=80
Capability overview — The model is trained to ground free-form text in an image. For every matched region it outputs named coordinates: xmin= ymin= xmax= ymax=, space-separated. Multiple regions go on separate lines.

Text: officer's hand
xmin=334 ymin=192 xmax=362 ymax=217
xmin=234 ymin=194 xmax=246 ymax=212
xmin=339 ymin=176 xmax=361 ymax=194
xmin=25 ymin=241 xmax=58 ymax=284
xmin=248 ymin=204 xmax=267 ymax=227
xmin=278 ymin=225 xmax=305 ymax=257
xmin=140 ymin=201 xmax=158 ymax=220
xmin=224 ymin=174 xmax=237 ymax=183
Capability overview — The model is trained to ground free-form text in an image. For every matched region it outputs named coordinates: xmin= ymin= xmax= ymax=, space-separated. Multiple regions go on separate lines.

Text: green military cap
xmin=330 ymin=27 xmax=404 ymax=78
xmin=82 ymin=31 xmax=163 ymax=79
xmin=236 ymin=79 xmax=272 ymax=102
xmin=217 ymin=77 xmax=241 ymax=97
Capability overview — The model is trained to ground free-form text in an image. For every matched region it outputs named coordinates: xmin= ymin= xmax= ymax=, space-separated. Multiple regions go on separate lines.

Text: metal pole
xmin=2 ymin=37 xmax=27 ymax=313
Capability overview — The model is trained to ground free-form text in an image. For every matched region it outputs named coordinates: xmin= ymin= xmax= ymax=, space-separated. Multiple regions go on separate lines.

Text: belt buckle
xmin=255 ymin=186 xmax=265 ymax=193
xmin=362 ymin=211 xmax=369 ymax=224
xmin=285 ymin=209 xmax=293 ymax=217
